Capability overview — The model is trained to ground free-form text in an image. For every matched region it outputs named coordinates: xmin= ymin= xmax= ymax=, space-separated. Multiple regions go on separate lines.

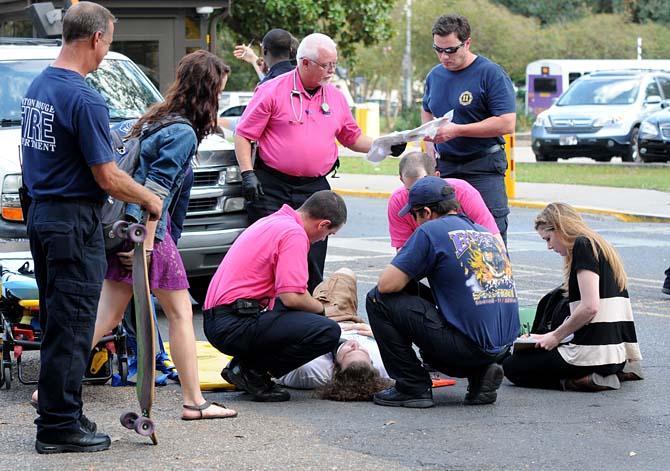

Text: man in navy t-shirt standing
xmin=422 ymin=14 xmax=516 ymax=244
xmin=21 ymin=2 xmax=161 ymax=454
xmin=366 ymin=177 xmax=519 ymax=408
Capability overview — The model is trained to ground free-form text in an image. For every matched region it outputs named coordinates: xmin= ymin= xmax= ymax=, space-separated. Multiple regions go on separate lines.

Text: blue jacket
xmin=125 ymin=122 xmax=197 ymax=241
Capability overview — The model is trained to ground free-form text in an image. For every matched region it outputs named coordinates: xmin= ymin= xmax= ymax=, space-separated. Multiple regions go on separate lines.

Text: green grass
xmin=516 ymin=163 xmax=670 ymax=192
xmin=337 ymin=157 xmax=670 ymax=192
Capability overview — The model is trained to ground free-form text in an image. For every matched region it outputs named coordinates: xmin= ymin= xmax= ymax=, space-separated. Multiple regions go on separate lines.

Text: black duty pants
xmin=247 ymin=163 xmax=330 ymax=293
xmin=203 ymin=299 xmax=340 ymax=378
xmin=28 ymin=199 xmax=106 ymax=439
xmin=366 ymin=287 xmax=503 ymax=394
xmin=503 ymin=349 xmax=618 ymax=390
xmin=439 ymin=150 xmax=509 ymax=245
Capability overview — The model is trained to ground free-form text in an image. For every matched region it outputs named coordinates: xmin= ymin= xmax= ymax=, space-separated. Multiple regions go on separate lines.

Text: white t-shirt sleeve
xmin=276 ymin=354 xmax=334 ymax=389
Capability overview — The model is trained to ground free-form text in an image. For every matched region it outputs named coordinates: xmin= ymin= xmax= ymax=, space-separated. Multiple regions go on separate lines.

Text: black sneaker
xmin=373 ymin=386 xmax=434 ymax=408
xmin=464 ymin=363 xmax=504 ymax=405
xmin=35 ymin=429 xmax=111 ymax=454
xmin=663 ymin=277 xmax=670 ymax=295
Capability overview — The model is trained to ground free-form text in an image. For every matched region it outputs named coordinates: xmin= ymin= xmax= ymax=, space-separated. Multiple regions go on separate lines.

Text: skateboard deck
xmin=114 ymin=221 xmax=157 ymax=444
xmin=164 ymin=341 xmax=234 ymax=391
xmin=132 ymin=234 xmax=158 ymax=444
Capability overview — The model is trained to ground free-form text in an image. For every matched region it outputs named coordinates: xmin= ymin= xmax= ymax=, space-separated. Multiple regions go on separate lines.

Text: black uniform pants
xmin=247 ymin=162 xmax=330 ymax=293
xmin=28 ymin=199 xmax=106 ymax=438
xmin=366 ymin=287 xmax=504 ymax=395
xmin=439 ymin=150 xmax=510 ymax=245
xmin=203 ymin=299 xmax=341 ymax=378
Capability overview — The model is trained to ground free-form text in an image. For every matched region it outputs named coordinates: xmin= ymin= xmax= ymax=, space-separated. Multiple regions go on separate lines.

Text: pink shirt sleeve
xmin=449 ymin=179 xmax=500 ymax=234
xmin=334 ymin=92 xmax=362 ymax=148
xmin=387 ymin=188 xmax=418 ymax=249
xmin=274 ymin=228 xmax=310 ymax=295
xmin=235 ymin=86 xmax=273 ymax=142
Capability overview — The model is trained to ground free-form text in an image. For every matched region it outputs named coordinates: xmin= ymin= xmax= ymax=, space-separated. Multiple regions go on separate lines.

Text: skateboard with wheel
xmin=113 ymin=220 xmax=158 ymax=445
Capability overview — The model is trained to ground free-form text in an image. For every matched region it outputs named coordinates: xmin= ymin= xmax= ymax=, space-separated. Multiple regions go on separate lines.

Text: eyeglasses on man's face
xmin=306 ymin=58 xmax=337 ymax=72
xmin=432 ymin=42 xmax=465 ymax=55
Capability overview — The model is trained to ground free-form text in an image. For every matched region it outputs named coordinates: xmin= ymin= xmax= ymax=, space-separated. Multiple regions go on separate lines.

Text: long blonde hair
xmin=534 ymin=203 xmax=627 ymax=294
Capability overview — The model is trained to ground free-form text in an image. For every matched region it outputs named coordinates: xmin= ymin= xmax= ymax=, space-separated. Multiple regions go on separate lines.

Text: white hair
xmin=296 ymin=33 xmax=337 ymax=61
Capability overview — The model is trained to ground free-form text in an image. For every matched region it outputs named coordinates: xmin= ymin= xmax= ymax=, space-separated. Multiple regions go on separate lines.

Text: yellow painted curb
xmin=333 ymin=189 xmax=670 ymax=223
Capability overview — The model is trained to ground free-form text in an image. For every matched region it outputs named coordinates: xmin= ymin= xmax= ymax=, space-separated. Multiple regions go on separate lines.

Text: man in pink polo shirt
xmin=388 ymin=152 xmax=501 ymax=250
xmin=203 ymin=190 xmax=346 ymax=402
xmin=235 ymin=32 xmax=404 ymax=293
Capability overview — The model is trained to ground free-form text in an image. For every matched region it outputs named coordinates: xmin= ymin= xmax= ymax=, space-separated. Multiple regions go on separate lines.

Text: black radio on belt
xmin=233 ymin=299 xmax=260 ymax=316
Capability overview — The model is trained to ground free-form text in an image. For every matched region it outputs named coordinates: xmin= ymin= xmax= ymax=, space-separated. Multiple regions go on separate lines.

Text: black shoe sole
xmin=373 ymin=396 xmax=434 ymax=408
xmin=251 ymin=392 xmax=291 ymax=402
xmin=662 ymin=287 xmax=670 ymax=295
xmin=35 ymin=440 xmax=110 ymax=454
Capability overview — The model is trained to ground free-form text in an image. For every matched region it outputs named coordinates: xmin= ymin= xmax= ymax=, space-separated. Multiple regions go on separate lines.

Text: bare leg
xmin=153 ymin=288 xmax=236 ymax=419
xmin=92 ymin=280 xmax=132 ymax=347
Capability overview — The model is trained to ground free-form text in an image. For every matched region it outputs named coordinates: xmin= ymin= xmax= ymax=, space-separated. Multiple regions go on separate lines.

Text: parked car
xmin=637 ymin=103 xmax=670 ymax=163
xmin=531 ymin=69 xmax=670 ymax=162
xmin=0 ymin=38 xmax=247 ymax=303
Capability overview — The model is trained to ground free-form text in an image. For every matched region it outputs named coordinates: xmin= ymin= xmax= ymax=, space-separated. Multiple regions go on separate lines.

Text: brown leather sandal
xmin=181 ymin=400 xmax=238 ymax=420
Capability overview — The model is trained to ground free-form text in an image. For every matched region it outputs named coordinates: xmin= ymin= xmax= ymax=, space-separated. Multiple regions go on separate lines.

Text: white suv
xmin=0 ymin=38 xmax=247 ymax=302
xmin=531 ymin=69 xmax=670 ymax=162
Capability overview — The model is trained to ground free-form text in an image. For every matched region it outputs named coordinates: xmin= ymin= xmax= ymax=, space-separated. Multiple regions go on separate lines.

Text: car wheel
xmin=534 ymin=151 xmax=558 ymax=162
xmin=622 ymin=127 xmax=639 ymax=162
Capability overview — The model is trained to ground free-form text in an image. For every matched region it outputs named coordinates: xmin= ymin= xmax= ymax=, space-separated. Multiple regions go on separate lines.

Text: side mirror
xmin=645 ymin=95 xmax=662 ymax=105
xmin=660 ymin=99 xmax=670 ymax=109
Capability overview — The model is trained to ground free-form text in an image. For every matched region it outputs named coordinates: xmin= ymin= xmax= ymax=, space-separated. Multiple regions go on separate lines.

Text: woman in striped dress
xmin=503 ymin=203 xmax=643 ymax=391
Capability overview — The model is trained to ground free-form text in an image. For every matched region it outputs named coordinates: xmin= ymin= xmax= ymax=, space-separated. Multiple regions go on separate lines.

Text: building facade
xmin=0 ymin=0 xmax=230 ymax=92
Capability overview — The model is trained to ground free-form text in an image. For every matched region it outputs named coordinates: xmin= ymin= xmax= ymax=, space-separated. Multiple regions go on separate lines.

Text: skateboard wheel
xmin=134 ymin=416 xmax=155 ymax=436
xmin=127 ymin=223 xmax=147 ymax=243
xmin=112 ymin=220 xmax=130 ymax=239
xmin=120 ymin=411 xmax=138 ymax=429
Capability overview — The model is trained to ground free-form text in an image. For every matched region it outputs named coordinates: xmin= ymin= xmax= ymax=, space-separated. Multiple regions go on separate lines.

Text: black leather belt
xmin=439 ymin=143 xmax=505 ymax=163
xmin=203 ymin=299 xmax=261 ymax=317
xmin=255 ymin=157 xmax=325 ymax=185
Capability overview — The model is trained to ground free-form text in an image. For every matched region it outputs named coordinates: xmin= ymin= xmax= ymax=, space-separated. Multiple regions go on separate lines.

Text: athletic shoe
xmin=35 ymin=429 xmax=110 ymax=454
xmin=464 ymin=363 xmax=504 ymax=405
xmin=373 ymin=386 xmax=434 ymax=408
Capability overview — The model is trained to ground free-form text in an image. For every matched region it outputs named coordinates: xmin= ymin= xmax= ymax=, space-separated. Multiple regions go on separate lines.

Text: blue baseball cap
xmin=398 ymin=176 xmax=455 ymax=217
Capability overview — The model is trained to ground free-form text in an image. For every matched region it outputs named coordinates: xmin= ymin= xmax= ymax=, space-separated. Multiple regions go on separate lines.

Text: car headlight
xmin=639 ymin=121 xmax=659 ymax=138
xmin=1 ymin=174 xmax=24 ymax=222
xmin=593 ymin=115 xmax=625 ymax=128
xmin=217 ymin=165 xmax=242 ymax=185
xmin=534 ymin=112 xmax=550 ymax=127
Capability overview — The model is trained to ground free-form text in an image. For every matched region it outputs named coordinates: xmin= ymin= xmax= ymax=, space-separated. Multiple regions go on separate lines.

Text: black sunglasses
xmin=432 ymin=42 xmax=465 ymax=55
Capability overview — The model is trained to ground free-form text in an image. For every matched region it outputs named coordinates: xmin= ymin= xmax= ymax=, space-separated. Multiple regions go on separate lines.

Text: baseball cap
xmin=398 ymin=176 xmax=455 ymax=217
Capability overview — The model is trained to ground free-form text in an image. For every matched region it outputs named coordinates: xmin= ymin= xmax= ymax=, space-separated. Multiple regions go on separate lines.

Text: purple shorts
xmin=105 ymin=222 xmax=189 ymax=291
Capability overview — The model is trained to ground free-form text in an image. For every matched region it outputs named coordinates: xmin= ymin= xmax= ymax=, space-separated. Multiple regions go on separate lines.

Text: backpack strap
xmin=139 ymin=115 xmax=195 ymax=142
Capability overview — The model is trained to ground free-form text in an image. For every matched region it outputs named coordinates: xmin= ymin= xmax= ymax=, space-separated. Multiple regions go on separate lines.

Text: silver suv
xmin=0 ymin=38 xmax=247 ymax=302
xmin=531 ymin=69 xmax=670 ymax=162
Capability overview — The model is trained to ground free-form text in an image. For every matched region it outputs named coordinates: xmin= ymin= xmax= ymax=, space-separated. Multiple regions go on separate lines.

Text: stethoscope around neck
xmin=290 ymin=71 xmax=330 ymax=124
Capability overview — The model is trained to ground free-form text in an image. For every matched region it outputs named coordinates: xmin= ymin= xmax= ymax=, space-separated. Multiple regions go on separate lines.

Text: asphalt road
xmin=1 ymin=198 xmax=669 ymax=470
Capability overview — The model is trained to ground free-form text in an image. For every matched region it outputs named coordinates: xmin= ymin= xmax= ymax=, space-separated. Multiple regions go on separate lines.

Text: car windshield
xmin=557 ymin=78 xmax=640 ymax=106
xmin=0 ymin=58 xmax=161 ymax=123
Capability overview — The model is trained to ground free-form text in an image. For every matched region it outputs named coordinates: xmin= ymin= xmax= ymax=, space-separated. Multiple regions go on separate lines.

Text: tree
xmin=224 ymin=0 xmax=395 ymax=59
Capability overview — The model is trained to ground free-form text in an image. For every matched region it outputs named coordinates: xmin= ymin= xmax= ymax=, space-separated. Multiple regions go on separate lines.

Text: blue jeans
xmin=28 ymin=199 xmax=106 ymax=438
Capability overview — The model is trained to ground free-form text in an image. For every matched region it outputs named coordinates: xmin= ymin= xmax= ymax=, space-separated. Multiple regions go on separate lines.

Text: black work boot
xmin=464 ymin=363 xmax=504 ymax=405
xmin=222 ymin=361 xmax=290 ymax=402
xmin=373 ymin=386 xmax=434 ymax=408
xmin=35 ymin=427 xmax=111 ymax=454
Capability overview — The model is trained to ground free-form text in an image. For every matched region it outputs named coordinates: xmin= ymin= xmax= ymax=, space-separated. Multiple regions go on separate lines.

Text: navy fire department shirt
xmin=21 ymin=66 xmax=114 ymax=200
xmin=422 ymin=56 xmax=516 ymax=159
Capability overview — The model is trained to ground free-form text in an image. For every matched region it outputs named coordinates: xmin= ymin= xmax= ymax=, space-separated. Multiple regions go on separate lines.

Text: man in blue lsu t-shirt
xmin=422 ymin=14 xmax=516 ymax=244
xmin=21 ymin=1 xmax=161 ymax=454
xmin=366 ymin=176 xmax=519 ymax=408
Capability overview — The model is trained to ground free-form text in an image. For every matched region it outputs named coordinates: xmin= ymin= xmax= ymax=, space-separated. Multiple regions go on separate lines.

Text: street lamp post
xmin=403 ymin=0 xmax=412 ymax=110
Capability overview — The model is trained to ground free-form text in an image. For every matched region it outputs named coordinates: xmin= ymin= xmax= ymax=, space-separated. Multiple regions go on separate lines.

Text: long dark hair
xmin=131 ymin=50 xmax=230 ymax=143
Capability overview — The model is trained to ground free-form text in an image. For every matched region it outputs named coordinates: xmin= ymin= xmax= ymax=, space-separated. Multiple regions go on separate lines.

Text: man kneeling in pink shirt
xmin=203 ymin=190 xmax=346 ymax=402
xmin=388 ymin=152 xmax=502 ymax=250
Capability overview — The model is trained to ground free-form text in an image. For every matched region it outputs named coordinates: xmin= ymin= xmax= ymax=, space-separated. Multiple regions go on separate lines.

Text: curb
xmin=333 ymin=188 xmax=670 ymax=223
